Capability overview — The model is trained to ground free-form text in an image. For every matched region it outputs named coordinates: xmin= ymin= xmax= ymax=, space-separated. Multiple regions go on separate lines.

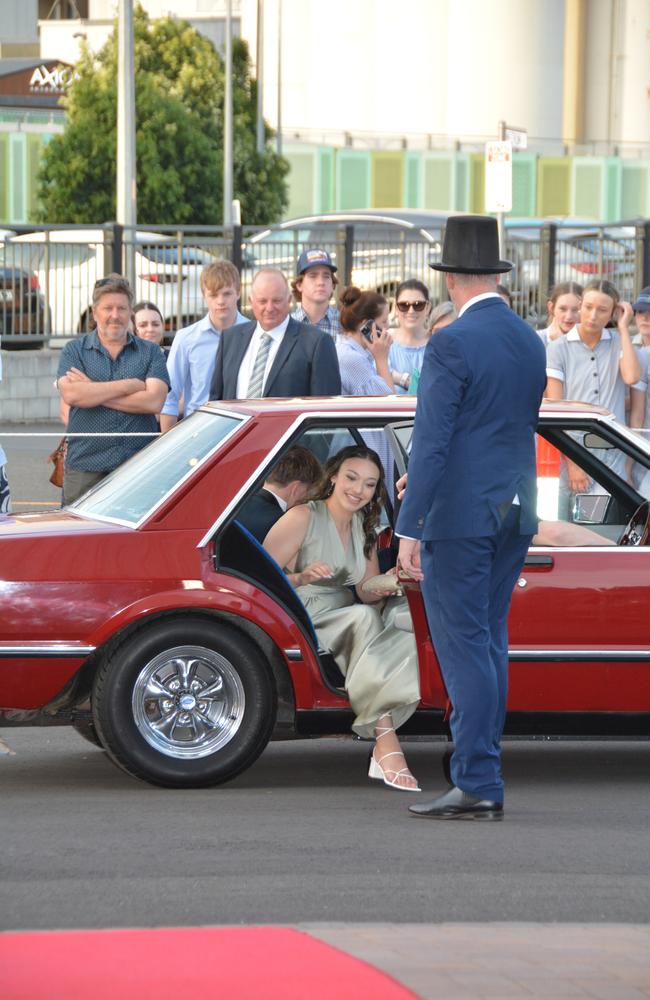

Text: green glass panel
xmin=604 ymin=158 xmax=622 ymax=222
xmin=371 ymin=152 xmax=403 ymax=208
xmin=0 ymin=134 xmax=9 ymax=221
xmin=404 ymin=153 xmax=421 ymax=208
xmin=27 ymin=133 xmax=44 ymax=221
xmin=423 ymin=155 xmax=453 ymax=210
xmin=537 ymin=158 xmax=571 ymax=217
xmin=510 ymin=153 xmax=536 ymax=217
xmin=336 ymin=152 xmax=371 ymax=210
xmin=469 ymin=153 xmax=485 ymax=213
xmin=285 ymin=150 xmax=316 ymax=218
xmin=454 ymin=155 xmax=469 ymax=211
xmin=9 ymin=134 xmax=26 ymax=222
xmin=573 ymin=161 xmax=602 ymax=219
xmin=621 ymin=164 xmax=648 ymax=218
xmin=319 ymin=148 xmax=334 ymax=213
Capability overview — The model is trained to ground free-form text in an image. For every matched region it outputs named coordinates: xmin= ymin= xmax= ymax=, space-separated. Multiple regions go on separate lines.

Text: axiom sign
xmin=29 ymin=64 xmax=75 ymax=94
xmin=0 ymin=61 xmax=75 ymax=102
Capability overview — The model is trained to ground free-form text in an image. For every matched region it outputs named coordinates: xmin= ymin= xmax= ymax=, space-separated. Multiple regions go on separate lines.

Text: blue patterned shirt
xmin=161 ymin=310 xmax=248 ymax=418
xmin=57 ymin=330 xmax=170 ymax=472
xmin=336 ymin=336 xmax=391 ymax=395
xmin=291 ymin=304 xmax=341 ymax=340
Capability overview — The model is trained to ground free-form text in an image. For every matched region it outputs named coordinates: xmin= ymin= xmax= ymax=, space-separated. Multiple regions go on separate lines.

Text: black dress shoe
xmin=409 ymin=785 xmax=503 ymax=821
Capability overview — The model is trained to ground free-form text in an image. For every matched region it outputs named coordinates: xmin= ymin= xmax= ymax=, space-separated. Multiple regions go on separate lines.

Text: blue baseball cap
xmin=297 ymin=248 xmax=337 ymax=275
xmin=633 ymin=286 xmax=650 ymax=313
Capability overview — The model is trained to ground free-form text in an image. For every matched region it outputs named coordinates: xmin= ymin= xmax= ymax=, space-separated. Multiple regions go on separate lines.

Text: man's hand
xmin=566 ymin=458 xmax=591 ymax=494
xmin=396 ymin=472 xmax=408 ymax=500
xmin=398 ymin=538 xmax=423 ymax=580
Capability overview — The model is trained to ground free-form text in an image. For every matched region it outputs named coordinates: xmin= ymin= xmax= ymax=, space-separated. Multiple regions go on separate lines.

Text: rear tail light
xmin=571 ymin=262 xmax=616 ymax=275
xmin=140 ymin=273 xmax=183 ymax=283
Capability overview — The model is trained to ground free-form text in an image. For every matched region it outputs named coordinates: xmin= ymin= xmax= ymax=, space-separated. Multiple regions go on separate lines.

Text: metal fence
xmin=1 ymin=218 xmax=649 ymax=346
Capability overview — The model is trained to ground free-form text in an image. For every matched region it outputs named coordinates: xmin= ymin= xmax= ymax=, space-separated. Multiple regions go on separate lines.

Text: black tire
xmin=72 ymin=717 xmax=105 ymax=749
xmin=92 ymin=618 xmax=277 ymax=788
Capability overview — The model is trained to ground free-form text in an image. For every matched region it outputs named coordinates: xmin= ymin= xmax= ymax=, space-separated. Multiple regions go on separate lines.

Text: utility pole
xmin=276 ymin=0 xmax=282 ymax=156
xmin=116 ymin=0 xmax=136 ymax=286
xmin=256 ymin=0 xmax=264 ymax=154
xmin=223 ymin=0 xmax=234 ymax=227
xmin=496 ymin=119 xmax=506 ymax=259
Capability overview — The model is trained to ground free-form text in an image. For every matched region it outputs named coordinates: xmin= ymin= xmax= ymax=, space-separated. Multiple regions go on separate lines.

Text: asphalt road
xmin=2 ymin=730 xmax=649 ymax=931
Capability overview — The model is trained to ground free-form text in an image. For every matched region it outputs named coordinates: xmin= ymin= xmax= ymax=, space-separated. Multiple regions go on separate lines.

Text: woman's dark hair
xmin=339 ymin=286 xmax=388 ymax=334
xmin=547 ymin=281 xmax=583 ymax=307
xmin=133 ymin=301 xmax=164 ymax=321
xmin=310 ymin=445 xmax=386 ymax=557
xmin=395 ymin=279 xmax=430 ymax=301
xmin=581 ymin=279 xmax=620 ymax=326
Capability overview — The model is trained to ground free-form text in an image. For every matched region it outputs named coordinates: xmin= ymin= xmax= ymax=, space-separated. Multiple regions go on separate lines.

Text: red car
xmin=1 ymin=397 xmax=649 ymax=787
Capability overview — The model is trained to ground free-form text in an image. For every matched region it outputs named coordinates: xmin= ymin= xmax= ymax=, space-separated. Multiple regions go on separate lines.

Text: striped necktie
xmin=245 ymin=332 xmax=272 ymax=398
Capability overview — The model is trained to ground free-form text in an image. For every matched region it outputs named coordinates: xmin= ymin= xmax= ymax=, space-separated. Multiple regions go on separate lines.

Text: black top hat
xmin=430 ymin=215 xmax=512 ymax=274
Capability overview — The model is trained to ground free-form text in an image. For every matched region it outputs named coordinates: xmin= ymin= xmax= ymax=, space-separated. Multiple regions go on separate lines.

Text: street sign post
xmin=485 ymin=140 xmax=513 ymax=213
xmin=486 ymin=120 xmax=527 ymax=262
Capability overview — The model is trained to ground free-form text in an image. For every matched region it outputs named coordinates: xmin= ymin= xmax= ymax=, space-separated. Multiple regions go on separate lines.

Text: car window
xmin=72 ymin=411 xmax=245 ymax=526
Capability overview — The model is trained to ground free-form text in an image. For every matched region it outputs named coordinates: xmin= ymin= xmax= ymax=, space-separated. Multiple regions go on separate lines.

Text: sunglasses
xmin=396 ymin=300 xmax=428 ymax=313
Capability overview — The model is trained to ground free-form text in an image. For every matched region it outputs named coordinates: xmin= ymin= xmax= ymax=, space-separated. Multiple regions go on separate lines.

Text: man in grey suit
xmin=209 ymin=269 xmax=341 ymax=400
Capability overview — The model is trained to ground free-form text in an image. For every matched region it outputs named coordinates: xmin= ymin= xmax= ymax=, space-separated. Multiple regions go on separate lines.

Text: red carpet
xmin=1 ymin=926 xmax=418 ymax=999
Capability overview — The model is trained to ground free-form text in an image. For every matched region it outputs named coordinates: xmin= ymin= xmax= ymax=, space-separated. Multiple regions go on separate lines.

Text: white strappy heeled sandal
xmin=368 ymin=725 xmax=420 ymax=792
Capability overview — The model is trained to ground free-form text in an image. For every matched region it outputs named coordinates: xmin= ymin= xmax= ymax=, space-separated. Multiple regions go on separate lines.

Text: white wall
xmin=242 ymin=0 xmax=565 ymax=143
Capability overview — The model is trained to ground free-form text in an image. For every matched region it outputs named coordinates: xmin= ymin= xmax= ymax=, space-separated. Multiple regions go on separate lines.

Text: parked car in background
xmin=8 ymin=230 xmax=215 ymax=338
xmin=0 ymin=231 xmax=49 ymax=348
xmin=506 ymin=219 xmax=637 ymax=319
xmin=1 ymin=396 xmax=649 ymax=789
xmin=242 ymin=210 xmax=454 ymax=305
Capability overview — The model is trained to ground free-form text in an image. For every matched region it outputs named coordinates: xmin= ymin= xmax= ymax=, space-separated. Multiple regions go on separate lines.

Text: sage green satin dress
xmin=294 ymin=501 xmax=420 ymax=738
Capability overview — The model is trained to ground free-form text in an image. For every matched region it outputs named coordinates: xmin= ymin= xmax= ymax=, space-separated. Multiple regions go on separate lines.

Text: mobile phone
xmin=360 ymin=320 xmax=374 ymax=342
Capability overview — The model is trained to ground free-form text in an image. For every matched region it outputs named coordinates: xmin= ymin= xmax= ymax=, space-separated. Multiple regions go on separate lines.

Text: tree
xmin=38 ymin=6 xmax=289 ymax=226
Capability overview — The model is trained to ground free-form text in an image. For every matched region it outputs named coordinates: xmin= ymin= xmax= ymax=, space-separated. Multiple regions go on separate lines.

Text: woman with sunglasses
xmin=389 ymin=280 xmax=432 ymax=394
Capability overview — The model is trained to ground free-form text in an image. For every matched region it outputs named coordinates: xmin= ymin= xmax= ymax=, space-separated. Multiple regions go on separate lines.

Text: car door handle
xmin=523 ymin=555 xmax=554 ymax=568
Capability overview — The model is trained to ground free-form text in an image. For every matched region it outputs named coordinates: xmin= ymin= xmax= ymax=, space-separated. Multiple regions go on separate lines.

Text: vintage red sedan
xmin=1 ymin=396 xmax=650 ymax=787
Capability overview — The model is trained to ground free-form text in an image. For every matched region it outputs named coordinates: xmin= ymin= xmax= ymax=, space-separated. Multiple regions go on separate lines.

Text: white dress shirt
xmin=236 ymin=316 xmax=291 ymax=399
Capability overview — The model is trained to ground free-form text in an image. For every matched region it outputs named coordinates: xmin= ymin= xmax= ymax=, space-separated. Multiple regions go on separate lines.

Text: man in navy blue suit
xmin=397 ymin=216 xmax=547 ymax=820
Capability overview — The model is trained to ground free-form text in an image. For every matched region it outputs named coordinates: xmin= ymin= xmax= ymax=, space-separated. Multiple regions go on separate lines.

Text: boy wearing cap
xmin=631 ymin=286 xmax=650 ymax=348
xmin=291 ymin=249 xmax=341 ymax=340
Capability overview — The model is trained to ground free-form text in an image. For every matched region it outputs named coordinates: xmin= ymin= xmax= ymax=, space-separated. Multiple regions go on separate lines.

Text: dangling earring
xmin=326 ymin=481 xmax=334 ymax=497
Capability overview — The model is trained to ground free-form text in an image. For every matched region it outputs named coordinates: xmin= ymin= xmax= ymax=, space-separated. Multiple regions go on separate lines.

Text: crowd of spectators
xmin=42 ymin=242 xmax=650 ymax=512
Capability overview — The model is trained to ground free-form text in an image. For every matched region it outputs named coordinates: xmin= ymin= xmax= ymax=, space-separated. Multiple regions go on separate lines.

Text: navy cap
xmin=297 ymin=248 xmax=337 ymax=275
xmin=633 ymin=286 xmax=650 ymax=313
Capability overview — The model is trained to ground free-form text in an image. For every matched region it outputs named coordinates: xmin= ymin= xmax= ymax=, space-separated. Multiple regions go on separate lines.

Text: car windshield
xmin=72 ymin=410 xmax=244 ymax=525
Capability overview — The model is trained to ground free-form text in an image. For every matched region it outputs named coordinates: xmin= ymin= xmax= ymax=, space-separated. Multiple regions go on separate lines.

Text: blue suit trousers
xmin=420 ymin=505 xmax=532 ymax=802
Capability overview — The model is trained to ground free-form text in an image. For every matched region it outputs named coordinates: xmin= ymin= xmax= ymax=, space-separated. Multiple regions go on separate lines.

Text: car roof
xmin=200 ymin=396 xmax=613 ymax=419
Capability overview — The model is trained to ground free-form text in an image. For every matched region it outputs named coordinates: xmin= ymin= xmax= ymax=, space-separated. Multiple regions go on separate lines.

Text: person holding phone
xmin=336 ymin=286 xmax=393 ymax=395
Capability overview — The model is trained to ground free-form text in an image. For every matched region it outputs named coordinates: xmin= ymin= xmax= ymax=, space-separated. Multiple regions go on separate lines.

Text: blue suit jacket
xmin=396 ymin=297 xmax=547 ymax=541
xmin=209 ymin=317 xmax=341 ymax=400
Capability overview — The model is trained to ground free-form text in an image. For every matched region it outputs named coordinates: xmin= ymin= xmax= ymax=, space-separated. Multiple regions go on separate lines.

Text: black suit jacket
xmin=209 ymin=317 xmax=341 ymax=400
xmin=237 ymin=488 xmax=284 ymax=543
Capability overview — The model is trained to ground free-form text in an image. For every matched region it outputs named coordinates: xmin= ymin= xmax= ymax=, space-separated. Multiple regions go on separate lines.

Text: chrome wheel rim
xmin=131 ymin=645 xmax=245 ymax=759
